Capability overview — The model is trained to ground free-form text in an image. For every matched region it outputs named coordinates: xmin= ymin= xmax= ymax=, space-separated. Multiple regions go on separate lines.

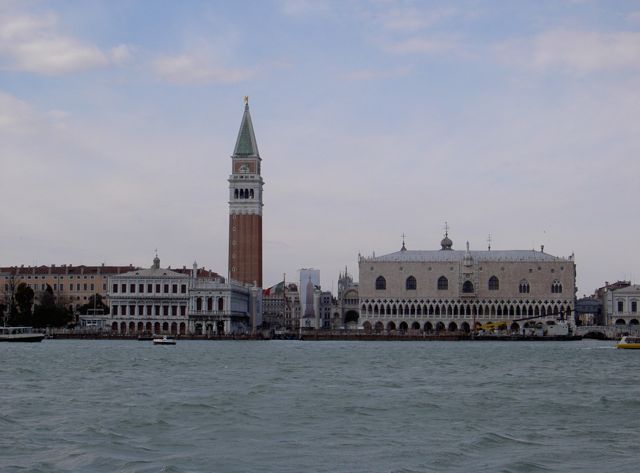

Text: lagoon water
xmin=1 ymin=339 xmax=639 ymax=473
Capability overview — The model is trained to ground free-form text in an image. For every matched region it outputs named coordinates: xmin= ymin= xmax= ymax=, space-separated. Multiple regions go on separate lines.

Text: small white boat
xmin=153 ymin=335 xmax=176 ymax=345
xmin=616 ymin=336 xmax=640 ymax=349
xmin=0 ymin=326 xmax=45 ymax=342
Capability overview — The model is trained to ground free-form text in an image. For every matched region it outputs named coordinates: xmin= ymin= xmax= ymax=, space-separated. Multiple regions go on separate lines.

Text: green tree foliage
xmin=32 ymin=285 xmax=72 ymax=328
xmin=9 ymin=283 xmax=35 ymax=325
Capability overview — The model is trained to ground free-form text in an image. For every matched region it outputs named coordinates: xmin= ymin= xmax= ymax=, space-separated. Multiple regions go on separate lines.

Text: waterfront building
xmin=107 ymin=255 xmax=192 ymax=335
xmin=0 ymin=264 xmax=136 ymax=315
xmin=228 ymin=98 xmax=264 ymax=288
xmin=107 ymin=256 xmax=255 ymax=335
xmin=603 ymin=284 xmax=640 ymax=326
xmin=262 ymin=281 xmax=300 ymax=330
xmin=357 ymin=232 xmax=576 ymax=333
xmin=334 ymin=268 xmax=360 ymax=329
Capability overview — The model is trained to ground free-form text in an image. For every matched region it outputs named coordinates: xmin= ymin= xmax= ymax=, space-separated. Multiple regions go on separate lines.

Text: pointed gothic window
xmin=406 ymin=276 xmax=417 ymax=290
xmin=375 ymin=276 xmax=386 ymax=290
xmin=437 ymin=276 xmax=448 ymax=290
xmin=519 ymin=280 xmax=530 ymax=294
xmin=551 ymin=280 xmax=563 ymax=294
xmin=462 ymin=281 xmax=474 ymax=293
xmin=488 ymin=276 xmax=499 ymax=291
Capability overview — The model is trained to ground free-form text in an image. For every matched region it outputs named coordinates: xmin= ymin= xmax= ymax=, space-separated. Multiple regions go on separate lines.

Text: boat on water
xmin=0 ymin=326 xmax=46 ymax=342
xmin=153 ymin=335 xmax=176 ymax=345
xmin=616 ymin=336 xmax=640 ymax=349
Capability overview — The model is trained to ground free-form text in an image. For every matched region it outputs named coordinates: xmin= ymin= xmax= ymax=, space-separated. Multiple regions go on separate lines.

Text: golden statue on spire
xmin=243 ymin=95 xmax=249 ymax=105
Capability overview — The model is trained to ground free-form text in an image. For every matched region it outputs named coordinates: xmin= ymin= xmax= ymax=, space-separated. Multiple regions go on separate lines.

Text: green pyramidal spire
xmin=233 ymin=100 xmax=259 ymax=157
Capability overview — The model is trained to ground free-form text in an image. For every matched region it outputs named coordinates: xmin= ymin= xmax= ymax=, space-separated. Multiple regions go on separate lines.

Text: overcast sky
xmin=1 ymin=0 xmax=639 ymax=296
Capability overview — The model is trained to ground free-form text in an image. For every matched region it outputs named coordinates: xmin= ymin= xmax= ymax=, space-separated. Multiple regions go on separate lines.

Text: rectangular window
xmin=69 ymin=285 xmax=73 ymax=292
xmin=172 ymin=305 xmax=177 ymax=316
xmin=147 ymin=284 xmax=153 ymax=293
xmin=53 ymin=284 xmax=57 ymax=291
xmin=121 ymin=283 xmax=126 ymax=293
xmin=138 ymin=305 xmax=144 ymax=316
xmin=90 ymin=283 xmax=94 ymax=291
xmin=164 ymin=284 xmax=169 ymax=293
xmin=83 ymin=284 xmax=87 ymax=291
xmin=102 ymin=284 xmax=106 ymax=290
xmin=146 ymin=305 xmax=152 ymax=315
xmin=77 ymin=284 xmax=80 ymax=290
xmin=633 ymin=301 xmax=637 ymax=313
xmin=172 ymin=284 xmax=178 ymax=294
xmin=618 ymin=301 xmax=624 ymax=312
xmin=181 ymin=284 xmax=187 ymax=294
xmin=113 ymin=305 xmax=118 ymax=315
xmin=129 ymin=305 xmax=135 ymax=315
xmin=156 ymin=283 xmax=161 ymax=293
xmin=163 ymin=306 xmax=169 ymax=316
xmin=130 ymin=284 xmax=135 ymax=293
xmin=139 ymin=283 xmax=144 ymax=293
xmin=60 ymin=284 xmax=64 ymax=291
xmin=155 ymin=305 xmax=160 ymax=316
xmin=180 ymin=306 xmax=186 ymax=316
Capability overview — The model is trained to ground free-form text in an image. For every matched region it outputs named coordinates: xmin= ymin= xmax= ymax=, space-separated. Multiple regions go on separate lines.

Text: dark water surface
xmin=1 ymin=340 xmax=639 ymax=472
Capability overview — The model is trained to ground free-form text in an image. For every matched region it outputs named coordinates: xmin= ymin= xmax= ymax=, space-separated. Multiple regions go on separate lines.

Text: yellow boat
xmin=616 ymin=336 xmax=640 ymax=349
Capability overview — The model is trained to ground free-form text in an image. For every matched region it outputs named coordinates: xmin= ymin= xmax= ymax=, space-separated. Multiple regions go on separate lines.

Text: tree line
xmin=0 ymin=283 xmax=109 ymax=328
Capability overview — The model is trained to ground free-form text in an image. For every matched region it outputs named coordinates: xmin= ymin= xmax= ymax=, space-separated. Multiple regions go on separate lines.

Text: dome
xmin=440 ymin=234 xmax=453 ymax=250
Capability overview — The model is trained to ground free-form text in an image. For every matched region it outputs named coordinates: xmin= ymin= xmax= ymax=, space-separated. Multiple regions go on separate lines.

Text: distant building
xmin=107 ymin=256 xmax=255 ymax=335
xmin=574 ymin=296 xmax=603 ymax=326
xmin=0 ymin=264 xmax=137 ymax=315
xmin=263 ymin=281 xmax=300 ymax=330
xmin=335 ymin=267 xmax=359 ymax=329
xmin=358 ymin=232 xmax=576 ymax=333
xmin=603 ymin=284 xmax=640 ymax=327
xmin=299 ymin=269 xmax=320 ymax=329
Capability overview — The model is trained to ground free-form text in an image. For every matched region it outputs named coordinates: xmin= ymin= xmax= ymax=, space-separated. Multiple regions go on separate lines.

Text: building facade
xmin=604 ymin=284 xmax=640 ymax=326
xmin=107 ymin=256 xmax=254 ymax=335
xmin=1 ymin=264 xmax=136 ymax=315
xmin=358 ymin=234 xmax=576 ymax=333
xmin=228 ymin=98 xmax=264 ymax=288
xmin=334 ymin=267 xmax=360 ymax=329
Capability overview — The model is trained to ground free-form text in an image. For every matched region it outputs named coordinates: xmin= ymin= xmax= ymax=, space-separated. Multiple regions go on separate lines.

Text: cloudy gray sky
xmin=1 ymin=0 xmax=639 ymax=295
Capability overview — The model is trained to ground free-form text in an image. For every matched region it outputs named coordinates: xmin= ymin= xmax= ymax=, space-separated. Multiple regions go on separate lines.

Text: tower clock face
xmin=239 ymin=164 xmax=249 ymax=173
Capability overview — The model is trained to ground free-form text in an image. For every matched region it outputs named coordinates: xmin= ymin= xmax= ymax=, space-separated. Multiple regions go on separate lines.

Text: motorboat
xmin=0 ymin=326 xmax=45 ymax=342
xmin=616 ymin=336 xmax=640 ymax=349
xmin=153 ymin=335 xmax=176 ymax=345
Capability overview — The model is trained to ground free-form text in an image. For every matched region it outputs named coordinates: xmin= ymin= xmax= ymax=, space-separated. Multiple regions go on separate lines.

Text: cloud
xmin=0 ymin=11 xmax=128 ymax=74
xmin=0 ymin=91 xmax=36 ymax=133
xmin=109 ymin=44 xmax=135 ymax=66
xmin=497 ymin=29 xmax=640 ymax=74
xmin=383 ymin=37 xmax=456 ymax=55
xmin=377 ymin=7 xmax=459 ymax=32
xmin=153 ymin=53 xmax=254 ymax=84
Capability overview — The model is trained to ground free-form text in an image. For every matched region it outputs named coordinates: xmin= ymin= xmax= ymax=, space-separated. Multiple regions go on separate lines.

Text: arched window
xmin=249 ymin=189 xmax=254 ymax=198
xmin=488 ymin=276 xmax=499 ymax=290
xmin=437 ymin=276 xmax=448 ymax=290
xmin=375 ymin=276 xmax=386 ymax=290
xmin=234 ymin=189 xmax=239 ymax=198
xmin=218 ymin=297 xmax=224 ymax=311
xmin=519 ymin=280 xmax=530 ymax=294
xmin=462 ymin=281 xmax=474 ymax=293
xmin=406 ymin=276 xmax=417 ymax=290
xmin=551 ymin=280 xmax=563 ymax=294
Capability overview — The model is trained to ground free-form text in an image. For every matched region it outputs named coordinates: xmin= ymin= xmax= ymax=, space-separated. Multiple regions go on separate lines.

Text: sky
xmin=1 ymin=0 xmax=639 ymax=296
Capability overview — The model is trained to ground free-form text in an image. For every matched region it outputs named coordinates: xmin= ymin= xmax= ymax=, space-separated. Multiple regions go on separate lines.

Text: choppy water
xmin=1 ymin=339 xmax=639 ymax=472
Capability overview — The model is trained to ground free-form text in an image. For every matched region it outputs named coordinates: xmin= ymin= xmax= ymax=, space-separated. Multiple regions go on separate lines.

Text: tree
xmin=32 ymin=285 xmax=72 ymax=328
xmin=78 ymin=293 xmax=109 ymax=316
xmin=10 ymin=283 xmax=34 ymax=325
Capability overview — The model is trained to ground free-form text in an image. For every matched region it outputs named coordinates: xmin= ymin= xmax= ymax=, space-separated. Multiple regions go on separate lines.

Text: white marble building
xmin=604 ymin=284 xmax=640 ymax=326
xmin=358 ymin=233 xmax=576 ymax=333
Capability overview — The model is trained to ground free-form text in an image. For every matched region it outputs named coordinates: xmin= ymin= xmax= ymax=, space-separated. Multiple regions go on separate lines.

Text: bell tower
xmin=228 ymin=97 xmax=263 ymax=287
